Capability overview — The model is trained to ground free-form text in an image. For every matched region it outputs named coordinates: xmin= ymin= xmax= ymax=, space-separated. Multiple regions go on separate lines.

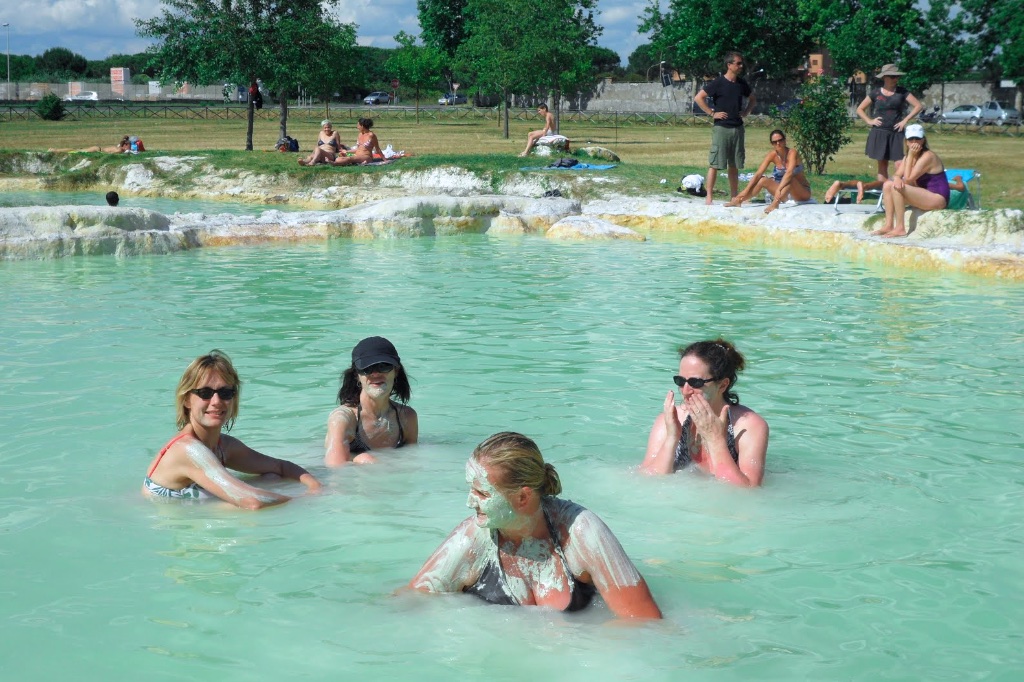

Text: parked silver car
xmin=940 ymin=104 xmax=984 ymax=125
xmin=363 ymin=91 xmax=391 ymax=105
xmin=981 ymin=101 xmax=1021 ymax=125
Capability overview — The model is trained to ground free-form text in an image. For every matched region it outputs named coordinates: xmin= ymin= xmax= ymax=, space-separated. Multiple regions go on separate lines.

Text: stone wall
xmin=560 ymin=79 xmax=801 ymax=114
xmin=555 ymin=78 xmax=1022 ymax=117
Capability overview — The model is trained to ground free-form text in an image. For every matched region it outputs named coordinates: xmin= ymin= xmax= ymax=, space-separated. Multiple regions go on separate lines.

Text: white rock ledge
xmin=1 ymin=187 xmax=1022 ymax=280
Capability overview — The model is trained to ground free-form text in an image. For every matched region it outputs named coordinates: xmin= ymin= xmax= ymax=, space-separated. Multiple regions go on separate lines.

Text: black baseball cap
xmin=352 ymin=336 xmax=400 ymax=370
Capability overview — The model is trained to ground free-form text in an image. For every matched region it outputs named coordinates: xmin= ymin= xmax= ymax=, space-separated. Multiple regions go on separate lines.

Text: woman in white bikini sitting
xmin=143 ymin=350 xmax=321 ymax=509
xmin=519 ymin=104 xmax=557 ymax=157
xmin=640 ymin=339 xmax=769 ymax=487
xmin=299 ymin=120 xmax=347 ymax=166
xmin=725 ymin=129 xmax=812 ymax=214
xmin=332 ymin=118 xmax=384 ymax=166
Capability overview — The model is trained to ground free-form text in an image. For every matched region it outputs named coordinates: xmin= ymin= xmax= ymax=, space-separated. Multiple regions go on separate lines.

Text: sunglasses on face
xmin=771 ymin=138 xmax=785 ymax=144
xmin=358 ymin=362 xmax=396 ymax=375
xmin=190 ymin=386 xmax=237 ymax=400
xmin=673 ymin=375 xmax=717 ymax=389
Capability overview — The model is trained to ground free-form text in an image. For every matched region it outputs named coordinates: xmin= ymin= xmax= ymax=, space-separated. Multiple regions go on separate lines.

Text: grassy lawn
xmin=2 ymin=111 xmax=1022 ymax=209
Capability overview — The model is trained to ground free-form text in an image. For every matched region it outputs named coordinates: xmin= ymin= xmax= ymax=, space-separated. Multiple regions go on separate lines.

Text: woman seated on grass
xmin=332 ymin=118 xmax=384 ymax=166
xmin=299 ymin=120 xmax=347 ymax=166
xmin=724 ymin=129 xmax=811 ymax=214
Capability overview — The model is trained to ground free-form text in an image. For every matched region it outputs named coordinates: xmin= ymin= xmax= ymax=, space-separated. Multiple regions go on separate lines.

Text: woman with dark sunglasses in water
xmin=640 ymin=339 xmax=769 ymax=486
xmin=325 ymin=336 xmax=419 ymax=466
xmin=143 ymin=350 xmax=321 ymax=508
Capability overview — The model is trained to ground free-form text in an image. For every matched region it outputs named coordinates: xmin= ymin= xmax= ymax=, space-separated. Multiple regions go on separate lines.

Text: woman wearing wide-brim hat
xmin=855 ymin=63 xmax=923 ymax=187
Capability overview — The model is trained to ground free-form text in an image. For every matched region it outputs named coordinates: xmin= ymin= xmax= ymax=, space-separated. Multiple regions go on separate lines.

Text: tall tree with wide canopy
xmin=640 ymin=0 xmax=813 ymax=81
xmin=797 ymin=0 xmax=917 ymax=79
xmin=417 ymin=0 xmax=468 ymax=87
xmin=456 ymin=0 xmax=534 ymax=138
xmin=961 ymin=0 xmax=1024 ymax=107
xmin=137 ymin=0 xmax=358 ymax=150
xmin=385 ymin=31 xmax=444 ymax=122
xmin=458 ymin=0 xmax=602 ymax=136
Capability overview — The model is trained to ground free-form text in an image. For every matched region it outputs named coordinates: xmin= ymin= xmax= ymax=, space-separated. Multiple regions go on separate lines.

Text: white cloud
xmin=3 ymin=0 xmax=647 ymax=63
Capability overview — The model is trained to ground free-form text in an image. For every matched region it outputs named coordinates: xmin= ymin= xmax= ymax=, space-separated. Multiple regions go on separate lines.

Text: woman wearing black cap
xmin=325 ymin=337 xmax=418 ymax=466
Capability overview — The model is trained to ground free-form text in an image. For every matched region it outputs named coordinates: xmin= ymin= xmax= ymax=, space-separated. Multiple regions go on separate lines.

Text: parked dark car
xmin=438 ymin=92 xmax=468 ymax=105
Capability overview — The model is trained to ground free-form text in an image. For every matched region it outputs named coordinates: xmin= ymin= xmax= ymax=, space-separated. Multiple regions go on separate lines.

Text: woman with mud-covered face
xmin=324 ymin=336 xmax=418 ymax=466
xmin=143 ymin=350 xmax=321 ymax=509
xmin=409 ymin=432 xmax=662 ymax=619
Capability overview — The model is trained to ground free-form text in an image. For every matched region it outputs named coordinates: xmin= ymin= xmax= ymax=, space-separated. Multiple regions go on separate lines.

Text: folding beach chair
xmin=944 ymin=168 xmax=981 ymax=210
xmin=832 ymin=185 xmax=883 ymax=213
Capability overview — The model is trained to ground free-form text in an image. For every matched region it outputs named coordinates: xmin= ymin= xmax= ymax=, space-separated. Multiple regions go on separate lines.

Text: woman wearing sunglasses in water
xmin=325 ymin=336 xmax=418 ymax=466
xmin=143 ymin=350 xmax=321 ymax=508
xmin=640 ymin=339 xmax=769 ymax=486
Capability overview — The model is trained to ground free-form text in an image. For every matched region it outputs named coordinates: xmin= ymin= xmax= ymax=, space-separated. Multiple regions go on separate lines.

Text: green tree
xmin=641 ymin=0 xmax=812 ymax=80
xmin=417 ymin=0 xmax=467 ymax=86
xmin=626 ymin=43 xmax=660 ymax=79
xmin=137 ymin=0 xmax=357 ymax=150
xmin=35 ymin=93 xmax=66 ymax=121
xmin=779 ymin=77 xmax=851 ymax=174
xmin=36 ymin=48 xmax=88 ymax=79
xmin=385 ymin=31 xmax=444 ymax=121
xmin=588 ymin=46 xmax=622 ymax=78
xmin=962 ymin=0 xmax=1024 ymax=99
xmin=797 ymin=0 xmax=918 ymax=79
xmin=457 ymin=0 xmax=535 ymax=138
xmin=898 ymin=0 xmax=977 ymax=103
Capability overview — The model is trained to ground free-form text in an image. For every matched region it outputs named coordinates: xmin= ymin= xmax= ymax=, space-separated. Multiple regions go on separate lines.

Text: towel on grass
xmin=520 ymin=163 xmax=617 ymax=171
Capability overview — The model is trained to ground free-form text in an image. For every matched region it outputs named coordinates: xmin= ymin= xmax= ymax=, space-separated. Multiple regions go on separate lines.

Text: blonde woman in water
xmin=143 ymin=350 xmax=321 ymax=509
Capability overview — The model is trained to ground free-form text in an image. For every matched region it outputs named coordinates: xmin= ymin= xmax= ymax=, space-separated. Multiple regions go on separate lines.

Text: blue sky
xmin=1 ymin=0 xmax=650 ymax=66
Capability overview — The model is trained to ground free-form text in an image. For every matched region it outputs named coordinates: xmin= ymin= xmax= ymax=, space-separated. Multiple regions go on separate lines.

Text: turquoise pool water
xmin=1 ymin=235 xmax=1021 ymax=680
xmin=0 ymin=189 xmax=305 ymax=215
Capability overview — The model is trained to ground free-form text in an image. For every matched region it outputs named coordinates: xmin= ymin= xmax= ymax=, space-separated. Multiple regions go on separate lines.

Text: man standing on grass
xmin=694 ymin=52 xmax=755 ymax=205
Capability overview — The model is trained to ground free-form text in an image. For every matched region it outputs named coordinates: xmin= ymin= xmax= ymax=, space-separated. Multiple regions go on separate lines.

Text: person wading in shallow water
xmin=409 ymin=431 xmax=662 ymax=619
xmin=324 ymin=336 xmax=418 ymax=466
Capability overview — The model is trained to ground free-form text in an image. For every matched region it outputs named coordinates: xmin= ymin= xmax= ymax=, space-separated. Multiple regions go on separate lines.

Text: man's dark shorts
xmin=708 ymin=126 xmax=745 ymax=170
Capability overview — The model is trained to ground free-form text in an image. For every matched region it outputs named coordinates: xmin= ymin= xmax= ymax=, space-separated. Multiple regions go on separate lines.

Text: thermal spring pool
xmin=1 ymin=234 xmax=1021 ymax=681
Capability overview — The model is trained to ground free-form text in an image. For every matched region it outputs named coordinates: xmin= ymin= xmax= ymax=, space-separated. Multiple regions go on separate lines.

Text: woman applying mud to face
xmin=410 ymin=432 xmax=662 ymax=619
xmin=143 ymin=350 xmax=321 ymax=509
xmin=324 ymin=336 xmax=418 ymax=466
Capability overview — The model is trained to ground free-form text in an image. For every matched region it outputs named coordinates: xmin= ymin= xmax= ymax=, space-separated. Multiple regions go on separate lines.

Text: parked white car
xmin=64 ymin=91 xmax=99 ymax=102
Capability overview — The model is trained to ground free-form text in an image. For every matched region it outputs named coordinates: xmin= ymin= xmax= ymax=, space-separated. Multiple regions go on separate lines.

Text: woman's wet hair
xmin=175 ymin=349 xmax=241 ymax=430
xmin=358 ymin=117 xmax=374 ymax=130
xmin=678 ymin=339 xmax=746 ymax=405
xmin=473 ymin=431 xmax=562 ymax=497
xmin=337 ymin=363 xmax=411 ymax=406
xmin=769 ymin=129 xmax=785 ymax=142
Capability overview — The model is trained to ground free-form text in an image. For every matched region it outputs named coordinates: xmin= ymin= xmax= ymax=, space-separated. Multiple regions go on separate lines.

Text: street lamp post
xmin=646 ymin=60 xmax=666 ymax=83
xmin=3 ymin=23 xmax=9 ymax=102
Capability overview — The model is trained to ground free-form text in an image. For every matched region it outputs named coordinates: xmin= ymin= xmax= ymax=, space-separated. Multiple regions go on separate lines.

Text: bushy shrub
xmin=36 ymin=94 xmax=66 ymax=121
xmin=780 ymin=78 xmax=851 ymax=175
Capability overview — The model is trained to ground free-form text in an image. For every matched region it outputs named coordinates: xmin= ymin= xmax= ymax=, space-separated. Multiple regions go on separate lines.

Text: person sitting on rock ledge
xmin=724 ymin=129 xmax=811 ymax=214
xmin=519 ymin=104 xmax=557 ymax=158
xmin=873 ymin=124 xmax=949 ymax=238
xmin=49 ymin=136 xmax=131 ymax=154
